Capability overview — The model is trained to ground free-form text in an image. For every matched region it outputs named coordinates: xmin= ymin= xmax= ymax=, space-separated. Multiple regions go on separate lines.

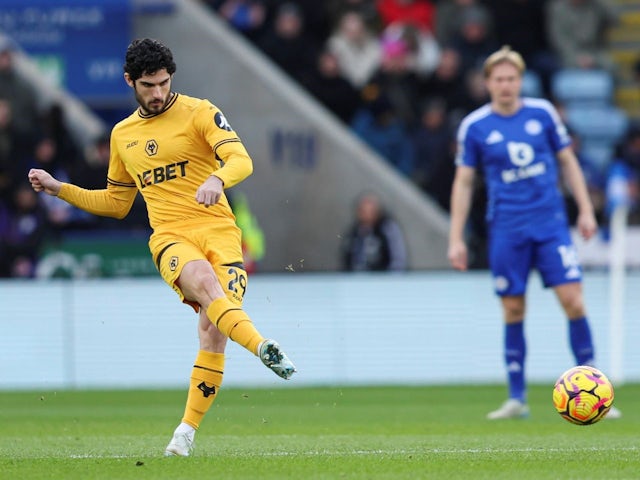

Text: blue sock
xmin=569 ymin=316 xmax=594 ymax=365
xmin=505 ymin=322 xmax=526 ymax=402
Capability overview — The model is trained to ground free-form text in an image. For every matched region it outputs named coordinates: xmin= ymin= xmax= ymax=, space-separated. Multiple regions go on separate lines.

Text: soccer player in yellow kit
xmin=28 ymin=38 xmax=296 ymax=457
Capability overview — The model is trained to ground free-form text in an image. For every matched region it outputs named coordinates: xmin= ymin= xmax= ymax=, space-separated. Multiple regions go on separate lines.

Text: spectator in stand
xmin=401 ymin=22 xmax=441 ymax=78
xmin=22 ymin=136 xmax=92 ymax=234
xmin=326 ymin=0 xmax=382 ymax=33
xmin=458 ymin=67 xmax=491 ymax=115
xmin=419 ymin=47 xmax=468 ymax=116
xmin=484 ymin=0 xmax=556 ymax=95
xmin=326 ymin=9 xmax=382 ymax=89
xmin=71 ymin=134 xmax=111 ymax=191
xmin=351 ymin=92 xmax=415 ymax=177
xmin=608 ymin=126 xmax=640 ymax=225
xmin=434 ymin=0 xmax=491 ymax=48
xmin=411 ymin=98 xmax=455 ymax=203
xmin=302 ymin=49 xmax=362 ymax=124
xmin=256 ymin=2 xmax=319 ymax=84
xmin=39 ymin=103 xmax=82 ymax=174
xmin=545 ymin=0 xmax=618 ymax=71
xmin=288 ymin=0 xmax=332 ymax=45
xmin=0 ymin=182 xmax=49 ymax=278
xmin=0 ymin=38 xmax=40 ymax=150
xmin=205 ymin=0 xmax=275 ymax=45
xmin=341 ymin=191 xmax=408 ymax=271
xmin=449 ymin=5 xmax=499 ymax=76
xmin=227 ymin=191 xmax=265 ymax=274
xmin=364 ymin=24 xmax=424 ymax=127
xmin=376 ymin=0 xmax=435 ymax=33
xmin=412 ymin=98 xmax=454 ymax=193
xmin=0 ymin=99 xmax=19 ymax=204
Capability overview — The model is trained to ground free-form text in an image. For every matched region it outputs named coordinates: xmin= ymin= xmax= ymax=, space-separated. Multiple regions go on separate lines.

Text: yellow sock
xmin=206 ymin=297 xmax=265 ymax=354
xmin=181 ymin=350 xmax=224 ymax=430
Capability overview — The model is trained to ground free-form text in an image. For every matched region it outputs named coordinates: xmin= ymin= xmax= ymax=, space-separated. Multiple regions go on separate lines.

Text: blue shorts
xmin=488 ymin=225 xmax=582 ymax=296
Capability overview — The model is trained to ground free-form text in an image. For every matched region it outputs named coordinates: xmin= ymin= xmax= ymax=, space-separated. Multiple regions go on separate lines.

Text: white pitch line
xmin=61 ymin=446 xmax=639 ymax=459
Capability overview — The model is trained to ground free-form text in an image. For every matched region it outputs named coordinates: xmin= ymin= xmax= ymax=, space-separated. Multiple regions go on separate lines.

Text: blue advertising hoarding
xmin=0 ymin=0 xmax=132 ymax=106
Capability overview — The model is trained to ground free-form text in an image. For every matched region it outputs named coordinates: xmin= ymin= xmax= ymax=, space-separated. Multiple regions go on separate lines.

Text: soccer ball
xmin=552 ymin=365 xmax=614 ymax=425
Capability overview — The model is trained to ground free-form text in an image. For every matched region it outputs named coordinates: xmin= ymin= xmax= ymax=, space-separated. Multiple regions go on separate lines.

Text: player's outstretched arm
xmin=29 ymin=167 xmax=137 ymax=219
xmin=28 ymin=168 xmax=62 ymax=196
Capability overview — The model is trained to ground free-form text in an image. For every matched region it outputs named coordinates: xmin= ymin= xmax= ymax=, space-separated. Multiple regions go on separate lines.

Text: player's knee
xmin=557 ymin=289 xmax=585 ymax=318
xmin=193 ymin=269 xmax=217 ymax=291
xmin=181 ymin=266 xmax=224 ymax=303
xmin=502 ymin=298 xmax=525 ymax=322
xmin=562 ymin=297 xmax=585 ymax=319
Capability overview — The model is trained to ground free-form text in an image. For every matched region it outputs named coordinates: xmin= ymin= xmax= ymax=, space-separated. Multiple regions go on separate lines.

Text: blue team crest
xmin=524 ymin=119 xmax=542 ymax=135
xmin=506 ymin=142 xmax=535 ymax=166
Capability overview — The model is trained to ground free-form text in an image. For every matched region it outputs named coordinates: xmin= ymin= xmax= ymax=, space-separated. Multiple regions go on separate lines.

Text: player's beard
xmin=136 ymin=90 xmax=172 ymax=115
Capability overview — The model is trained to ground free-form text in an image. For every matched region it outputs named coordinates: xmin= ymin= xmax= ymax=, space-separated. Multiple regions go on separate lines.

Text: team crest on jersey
xmin=214 ymin=111 xmax=232 ymax=131
xmin=506 ymin=141 xmax=535 ymax=167
xmin=524 ymin=119 xmax=542 ymax=135
xmin=169 ymin=256 xmax=179 ymax=271
xmin=145 ymin=139 xmax=159 ymax=156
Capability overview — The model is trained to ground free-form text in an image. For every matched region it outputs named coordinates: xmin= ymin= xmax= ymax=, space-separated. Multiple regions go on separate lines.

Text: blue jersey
xmin=455 ymin=98 xmax=571 ymax=231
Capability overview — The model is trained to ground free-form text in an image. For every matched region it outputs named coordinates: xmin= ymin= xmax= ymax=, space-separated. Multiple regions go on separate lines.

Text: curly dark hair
xmin=123 ymin=38 xmax=177 ymax=81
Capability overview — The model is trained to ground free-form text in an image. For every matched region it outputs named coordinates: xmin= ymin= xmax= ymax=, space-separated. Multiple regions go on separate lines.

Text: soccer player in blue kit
xmin=447 ymin=46 xmax=621 ymax=420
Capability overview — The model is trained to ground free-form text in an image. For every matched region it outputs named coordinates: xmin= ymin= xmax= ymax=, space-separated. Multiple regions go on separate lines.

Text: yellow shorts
xmin=149 ymin=217 xmax=247 ymax=311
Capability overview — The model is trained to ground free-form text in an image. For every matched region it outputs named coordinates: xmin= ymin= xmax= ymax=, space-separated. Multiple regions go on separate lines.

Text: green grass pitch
xmin=1 ymin=384 xmax=638 ymax=479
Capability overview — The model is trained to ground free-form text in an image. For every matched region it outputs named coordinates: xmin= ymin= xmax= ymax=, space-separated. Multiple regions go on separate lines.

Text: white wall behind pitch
xmin=1 ymin=271 xmax=638 ymax=390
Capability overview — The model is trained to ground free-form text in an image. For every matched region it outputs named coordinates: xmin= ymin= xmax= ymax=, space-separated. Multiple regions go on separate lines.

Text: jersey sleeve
xmin=542 ymin=101 xmax=571 ymax=153
xmin=194 ymin=101 xmax=253 ymax=188
xmin=57 ymin=134 xmax=138 ymax=218
xmin=57 ymin=182 xmax=137 ymax=219
xmin=455 ymin=120 xmax=479 ymax=168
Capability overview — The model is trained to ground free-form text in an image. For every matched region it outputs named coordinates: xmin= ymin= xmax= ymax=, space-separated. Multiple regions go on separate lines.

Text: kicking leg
xmin=179 ymin=260 xmax=296 ymax=379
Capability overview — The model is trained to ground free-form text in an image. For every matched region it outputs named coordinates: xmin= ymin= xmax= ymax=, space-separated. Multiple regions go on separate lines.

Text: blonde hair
xmin=483 ymin=45 xmax=526 ymax=78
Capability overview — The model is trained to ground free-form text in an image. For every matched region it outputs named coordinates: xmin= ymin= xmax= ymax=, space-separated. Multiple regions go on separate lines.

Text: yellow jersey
xmin=58 ymin=93 xmax=253 ymax=231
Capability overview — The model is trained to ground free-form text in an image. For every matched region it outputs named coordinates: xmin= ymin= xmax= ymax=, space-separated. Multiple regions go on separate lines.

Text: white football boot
xmin=487 ymin=399 xmax=530 ymax=420
xmin=605 ymin=405 xmax=622 ymax=420
xmin=259 ymin=339 xmax=297 ymax=380
xmin=164 ymin=428 xmax=195 ymax=457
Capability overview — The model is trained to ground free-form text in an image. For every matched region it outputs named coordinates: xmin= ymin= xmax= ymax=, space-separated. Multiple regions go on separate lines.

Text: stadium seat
xmin=521 ymin=70 xmax=543 ymax=98
xmin=565 ymin=105 xmax=629 ymax=169
xmin=551 ymin=68 xmax=614 ymax=106
xmin=580 ymin=141 xmax=616 ymax=171
xmin=565 ymin=105 xmax=628 ymax=141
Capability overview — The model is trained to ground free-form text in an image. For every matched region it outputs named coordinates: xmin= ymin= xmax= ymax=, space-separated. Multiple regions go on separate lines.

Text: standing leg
xmin=502 ymin=295 xmax=527 ymax=402
xmin=553 ymin=282 xmax=594 ymax=365
xmin=165 ymin=310 xmax=228 ymax=457
xmin=554 ymin=282 xmax=621 ymax=419
xmin=487 ymin=295 xmax=530 ymax=420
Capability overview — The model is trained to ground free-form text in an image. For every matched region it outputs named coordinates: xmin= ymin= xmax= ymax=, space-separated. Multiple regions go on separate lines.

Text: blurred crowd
xmin=0 ymin=39 xmax=149 ymax=277
xmin=2 ymin=0 xmax=640 ymax=276
xmin=206 ymin=0 xmax=640 ymax=268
